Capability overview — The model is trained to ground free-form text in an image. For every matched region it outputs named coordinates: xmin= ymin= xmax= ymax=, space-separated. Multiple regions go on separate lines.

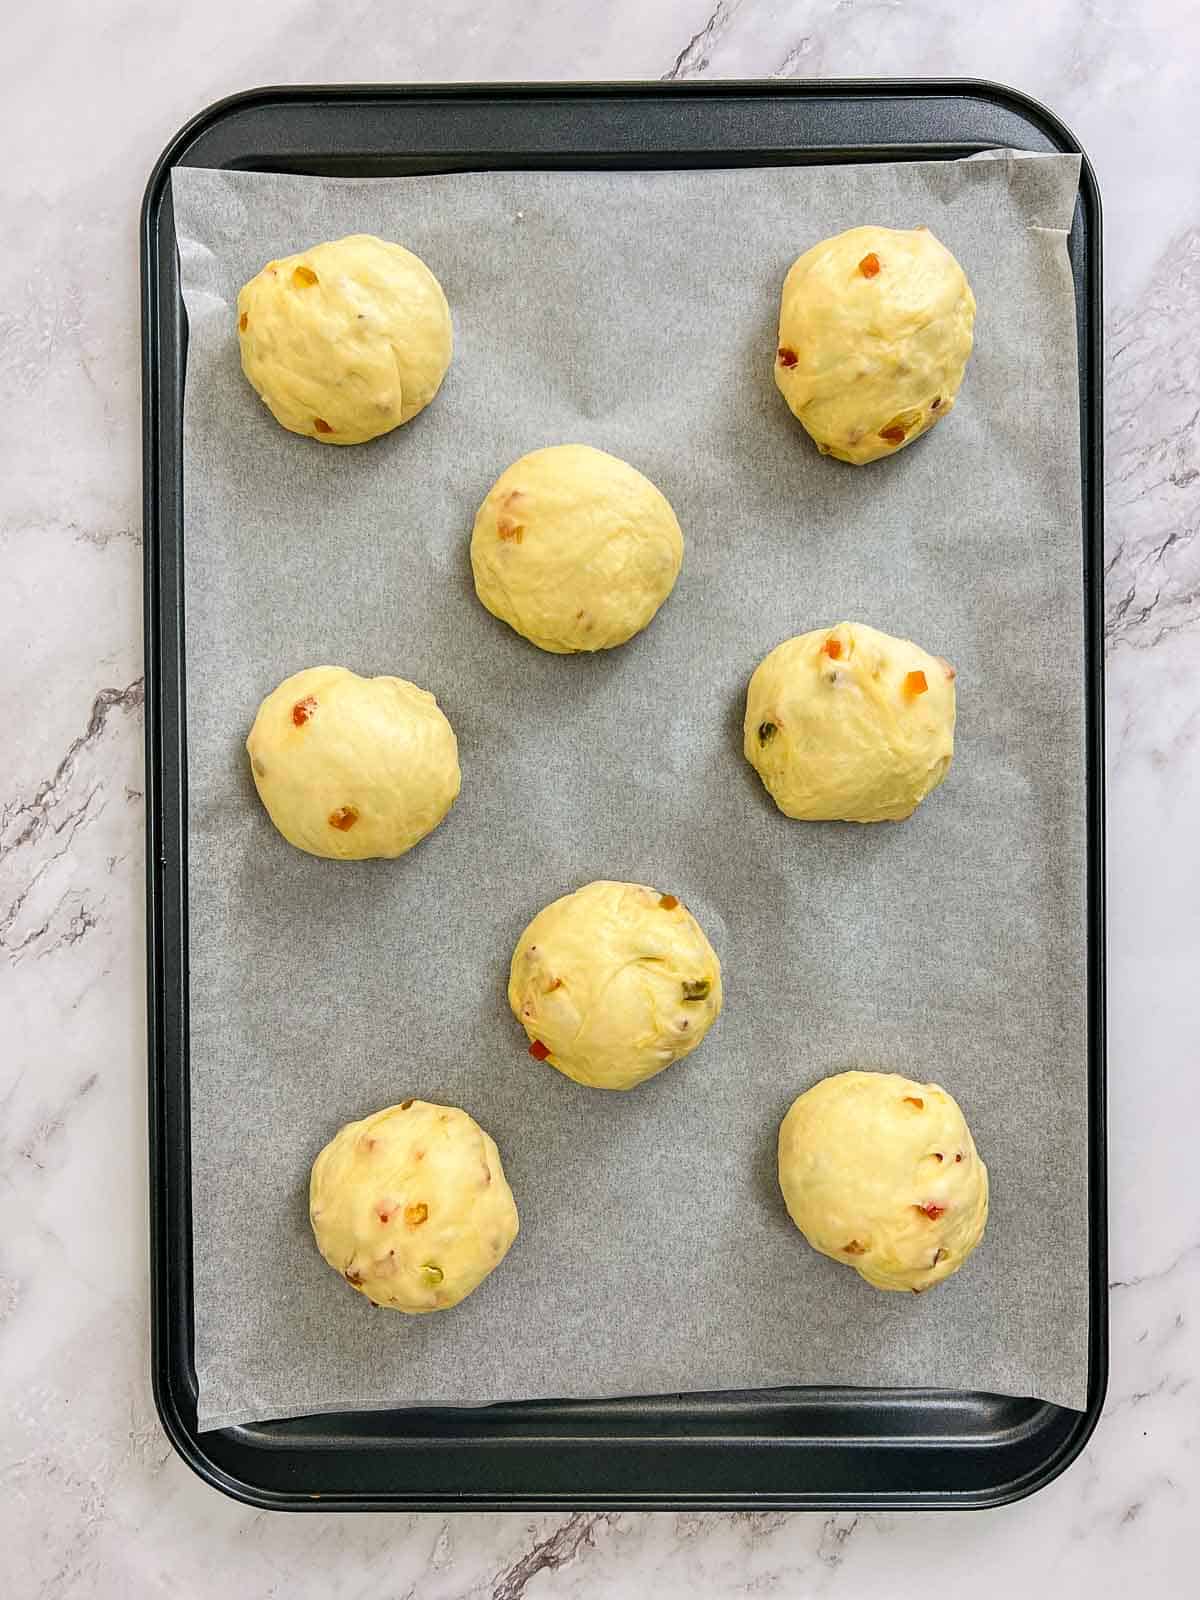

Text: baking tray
xmin=141 ymin=80 xmax=1106 ymax=1511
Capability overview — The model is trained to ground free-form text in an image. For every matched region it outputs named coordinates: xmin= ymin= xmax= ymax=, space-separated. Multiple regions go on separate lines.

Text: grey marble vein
xmin=1 ymin=680 xmax=143 ymax=965
xmin=662 ymin=1 xmax=743 ymax=79
xmin=1111 ymin=1240 xmax=1200 ymax=1292
xmin=1105 ymin=228 xmax=1200 ymax=650
xmin=490 ymin=1513 xmax=616 ymax=1600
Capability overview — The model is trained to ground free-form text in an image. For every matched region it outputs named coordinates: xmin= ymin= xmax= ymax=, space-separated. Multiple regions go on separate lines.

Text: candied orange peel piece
xmin=879 ymin=424 xmax=907 ymax=443
xmin=313 ymin=417 xmax=334 ymax=434
xmin=291 ymin=265 xmax=319 ymax=288
xmin=328 ymin=805 xmax=359 ymax=831
xmin=858 ymin=252 xmax=881 ymax=278
xmin=822 ymin=637 xmax=843 ymax=660
xmin=404 ymin=1203 xmax=429 ymax=1227
xmin=903 ymin=670 xmax=928 ymax=697
xmin=528 ymin=1039 xmax=551 ymax=1061
xmin=292 ymin=695 xmax=317 ymax=727
xmin=658 ymin=894 xmax=679 ymax=910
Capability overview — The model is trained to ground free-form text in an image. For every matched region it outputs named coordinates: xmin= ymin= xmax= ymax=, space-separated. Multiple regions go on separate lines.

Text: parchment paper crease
xmin=172 ymin=154 xmax=1090 ymax=1429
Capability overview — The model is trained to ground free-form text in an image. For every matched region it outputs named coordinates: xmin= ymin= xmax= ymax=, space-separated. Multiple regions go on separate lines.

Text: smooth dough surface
xmin=774 ymin=225 xmax=976 ymax=465
xmin=744 ymin=621 xmax=955 ymax=823
xmin=236 ymin=234 xmax=452 ymax=444
xmin=509 ymin=880 xmax=723 ymax=1090
xmin=246 ymin=665 xmax=460 ymax=859
xmin=470 ymin=444 xmax=684 ymax=653
xmin=778 ymin=1071 xmax=989 ymax=1293
xmin=310 ymin=1100 xmax=519 ymax=1312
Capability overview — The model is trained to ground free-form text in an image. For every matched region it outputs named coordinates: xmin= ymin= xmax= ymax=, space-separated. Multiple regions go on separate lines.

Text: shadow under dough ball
xmin=509 ymin=880 xmax=723 ymax=1089
xmin=778 ymin=1070 xmax=989 ymax=1293
xmin=470 ymin=444 xmax=684 ymax=653
xmin=744 ymin=621 xmax=956 ymax=823
xmin=236 ymin=233 xmax=452 ymax=444
xmin=774 ymin=224 xmax=976 ymax=464
xmin=310 ymin=1100 xmax=519 ymax=1312
xmin=246 ymin=665 xmax=460 ymax=859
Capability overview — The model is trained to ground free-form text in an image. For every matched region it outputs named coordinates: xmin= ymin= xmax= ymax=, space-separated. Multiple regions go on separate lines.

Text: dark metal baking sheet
xmin=141 ymin=79 xmax=1106 ymax=1511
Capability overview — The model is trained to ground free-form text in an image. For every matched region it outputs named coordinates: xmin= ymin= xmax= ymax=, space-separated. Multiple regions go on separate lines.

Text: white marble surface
xmin=2 ymin=0 xmax=1197 ymax=1592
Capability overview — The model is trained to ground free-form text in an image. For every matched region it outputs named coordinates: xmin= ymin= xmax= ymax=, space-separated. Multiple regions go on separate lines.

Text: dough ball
xmin=470 ymin=444 xmax=684 ymax=653
xmin=774 ymin=225 xmax=975 ymax=465
xmin=310 ymin=1100 xmax=519 ymax=1312
xmin=246 ymin=665 xmax=460 ymax=859
xmin=509 ymin=880 xmax=723 ymax=1090
xmin=778 ymin=1071 xmax=989 ymax=1293
xmin=744 ymin=622 xmax=955 ymax=823
xmin=236 ymin=234 xmax=452 ymax=444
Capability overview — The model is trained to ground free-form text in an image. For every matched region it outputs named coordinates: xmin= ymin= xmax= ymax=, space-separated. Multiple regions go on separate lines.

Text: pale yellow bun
xmin=471 ymin=445 xmax=683 ymax=653
xmin=310 ymin=1100 xmax=518 ymax=1312
xmin=237 ymin=233 xmax=451 ymax=444
xmin=509 ymin=880 xmax=722 ymax=1089
xmin=246 ymin=665 xmax=459 ymax=859
xmin=744 ymin=621 xmax=955 ymax=823
xmin=778 ymin=1070 xmax=989 ymax=1292
xmin=774 ymin=225 xmax=975 ymax=464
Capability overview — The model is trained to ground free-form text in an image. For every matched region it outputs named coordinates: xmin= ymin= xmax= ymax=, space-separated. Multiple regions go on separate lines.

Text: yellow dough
xmin=508 ymin=880 xmax=723 ymax=1090
xmin=470 ymin=444 xmax=684 ymax=653
xmin=236 ymin=234 xmax=452 ymax=444
xmin=310 ymin=1100 xmax=519 ymax=1312
xmin=774 ymin=225 xmax=976 ymax=465
xmin=778 ymin=1071 xmax=989 ymax=1293
xmin=246 ymin=665 xmax=460 ymax=860
xmin=744 ymin=622 xmax=955 ymax=823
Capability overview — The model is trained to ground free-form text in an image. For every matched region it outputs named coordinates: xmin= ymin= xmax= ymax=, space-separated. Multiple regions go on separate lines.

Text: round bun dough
xmin=236 ymin=234 xmax=452 ymax=444
xmin=246 ymin=665 xmax=460 ymax=859
xmin=509 ymin=880 xmax=723 ymax=1090
xmin=744 ymin=622 xmax=955 ymax=823
xmin=778 ymin=1071 xmax=989 ymax=1293
xmin=470 ymin=444 xmax=684 ymax=653
xmin=774 ymin=225 xmax=975 ymax=465
xmin=310 ymin=1100 xmax=519 ymax=1312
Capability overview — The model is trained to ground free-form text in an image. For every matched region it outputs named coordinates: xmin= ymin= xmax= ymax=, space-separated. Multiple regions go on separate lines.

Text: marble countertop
xmin=3 ymin=0 xmax=1197 ymax=1593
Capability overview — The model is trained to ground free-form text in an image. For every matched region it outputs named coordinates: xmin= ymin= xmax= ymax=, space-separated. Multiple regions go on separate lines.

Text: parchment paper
xmin=173 ymin=153 xmax=1090 ymax=1430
